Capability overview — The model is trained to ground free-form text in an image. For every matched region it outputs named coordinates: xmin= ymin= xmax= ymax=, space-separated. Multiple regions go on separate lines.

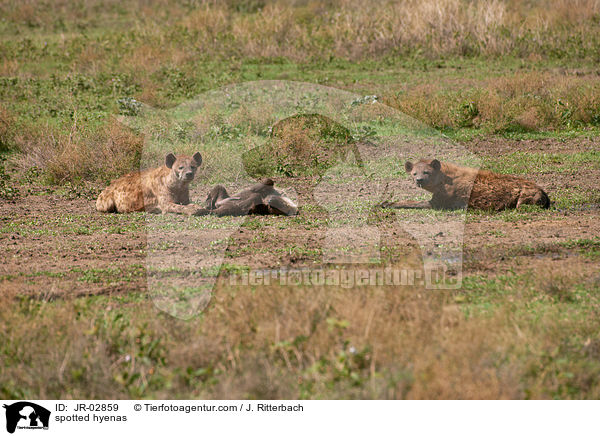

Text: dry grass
xmin=0 ymin=105 xmax=15 ymax=152
xmin=2 ymin=0 xmax=600 ymax=186
xmin=2 ymin=0 xmax=600 ymax=60
xmin=383 ymin=72 xmax=600 ymax=131
xmin=9 ymin=69 xmax=600 ymax=184
xmin=226 ymin=103 xmax=277 ymax=136
xmin=15 ymin=118 xmax=143 ymax=184
xmin=242 ymin=113 xmax=358 ymax=178
xmin=2 ymin=268 xmax=599 ymax=399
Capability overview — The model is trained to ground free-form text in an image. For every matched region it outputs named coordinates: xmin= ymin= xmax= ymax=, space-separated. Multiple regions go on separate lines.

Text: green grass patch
xmin=484 ymin=151 xmax=600 ymax=175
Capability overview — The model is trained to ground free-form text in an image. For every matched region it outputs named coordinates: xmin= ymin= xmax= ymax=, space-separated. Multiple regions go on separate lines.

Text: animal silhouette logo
xmin=3 ymin=402 xmax=50 ymax=434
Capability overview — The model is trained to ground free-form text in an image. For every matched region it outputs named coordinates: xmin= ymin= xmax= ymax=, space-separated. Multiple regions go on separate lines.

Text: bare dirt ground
xmin=1 ymin=190 xmax=146 ymax=297
xmin=2 ymin=138 xmax=599 ymax=299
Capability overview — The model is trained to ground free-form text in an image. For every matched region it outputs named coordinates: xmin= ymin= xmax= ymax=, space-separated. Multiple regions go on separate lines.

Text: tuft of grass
xmin=16 ymin=118 xmax=143 ymax=184
xmin=0 ymin=155 xmax=20 ymax=201
xmin=3 ymin=268 xmax=600 ymax=399
xmin=383 ymin=72 xmax=600 ymax=134
xmin=243 ymin=113 xmax=359 ymax=178
xmin=0 ymin=104 xmax=15 ymax=152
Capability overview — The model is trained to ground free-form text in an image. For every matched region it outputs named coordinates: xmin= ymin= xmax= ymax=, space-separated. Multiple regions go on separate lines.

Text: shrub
xmin=0 ymin=105 xmax=15 ymax=152
xmin=17 ymin=118 xmax=143 ymax=184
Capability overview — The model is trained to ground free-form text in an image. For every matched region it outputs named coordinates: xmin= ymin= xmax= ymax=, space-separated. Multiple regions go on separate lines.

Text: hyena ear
xmin=165 ymin=153 xmax=177 ymax=169
xmin=430 ymin=159 xmax=441 ymax=171
xmin=192 ymin=152 xmax=203 ymax=166
xmin=404 ymin=161 xmax=413 ymax=172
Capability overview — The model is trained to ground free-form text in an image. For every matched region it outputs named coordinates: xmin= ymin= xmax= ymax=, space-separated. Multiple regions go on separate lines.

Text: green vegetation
xmin=484 ymin=151 xmax=600 ymax=175
xmin=2 ymin=0 xmax=600 ymax=183
xmin=243 ymin=113 xmax=358 ymax=177
xmin=2 ymin=269 xmax=600 ymax=399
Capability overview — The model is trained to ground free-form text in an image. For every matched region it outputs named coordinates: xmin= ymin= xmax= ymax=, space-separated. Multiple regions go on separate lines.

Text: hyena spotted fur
xmin=96 ymin=152 xmax=208 ymax=215
xmin=381 ymin=159 xmax=550 ymax=211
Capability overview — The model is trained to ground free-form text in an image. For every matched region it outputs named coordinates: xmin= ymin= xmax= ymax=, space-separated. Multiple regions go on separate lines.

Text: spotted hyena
xmin=96 ymin=152 xmax=208 ymax=215
xmin=381 ymin=159 xmax=550 ymax=211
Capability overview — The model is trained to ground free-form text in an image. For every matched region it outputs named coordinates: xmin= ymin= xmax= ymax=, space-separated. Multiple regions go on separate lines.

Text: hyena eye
xmin=178 ymin=166 xmax=184 ymax=170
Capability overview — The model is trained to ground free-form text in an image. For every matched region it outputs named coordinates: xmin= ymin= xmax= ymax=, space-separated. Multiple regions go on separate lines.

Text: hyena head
xmin=165 ymin=152 xmax=203 ymax=182
xmin=405 ymin=159 xmax=442 ymax=190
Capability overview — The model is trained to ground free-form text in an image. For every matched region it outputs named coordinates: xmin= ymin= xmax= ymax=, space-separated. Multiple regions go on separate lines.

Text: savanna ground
xmin=1 ymin=0 xmax=600 ymax=399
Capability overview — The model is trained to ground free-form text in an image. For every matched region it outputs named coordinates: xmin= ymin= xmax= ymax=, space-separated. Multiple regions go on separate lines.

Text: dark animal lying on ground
xmin=380 ymin=159 xmax=550 ymax=211
xmin=242 ymin=113 xmax=366 ymax=207
xmin=205 ymin=178 xmax=298 ymax=217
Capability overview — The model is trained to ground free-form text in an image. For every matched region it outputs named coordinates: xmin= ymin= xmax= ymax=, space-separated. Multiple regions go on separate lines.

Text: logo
xmin=3 ymin=402 xmax=50 ymax=434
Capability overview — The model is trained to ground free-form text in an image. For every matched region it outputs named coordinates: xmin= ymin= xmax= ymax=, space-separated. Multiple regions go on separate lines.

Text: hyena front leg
xmin=159 ymin=201 xmax=209 ymax=216
xmin=379 ymin=200 xmax=432 ymax=209
xmin=212 ymin=193 xmax=264 ymax=217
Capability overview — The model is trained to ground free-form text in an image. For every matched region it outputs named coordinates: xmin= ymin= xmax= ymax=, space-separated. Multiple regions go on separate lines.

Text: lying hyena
xmin=205 ymin=178 xmax=298 ymax=217
xmin=96 ymin=152 xmax=207 ymax=215
xmin=381 ymin=159 xmax=550 ymax=211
